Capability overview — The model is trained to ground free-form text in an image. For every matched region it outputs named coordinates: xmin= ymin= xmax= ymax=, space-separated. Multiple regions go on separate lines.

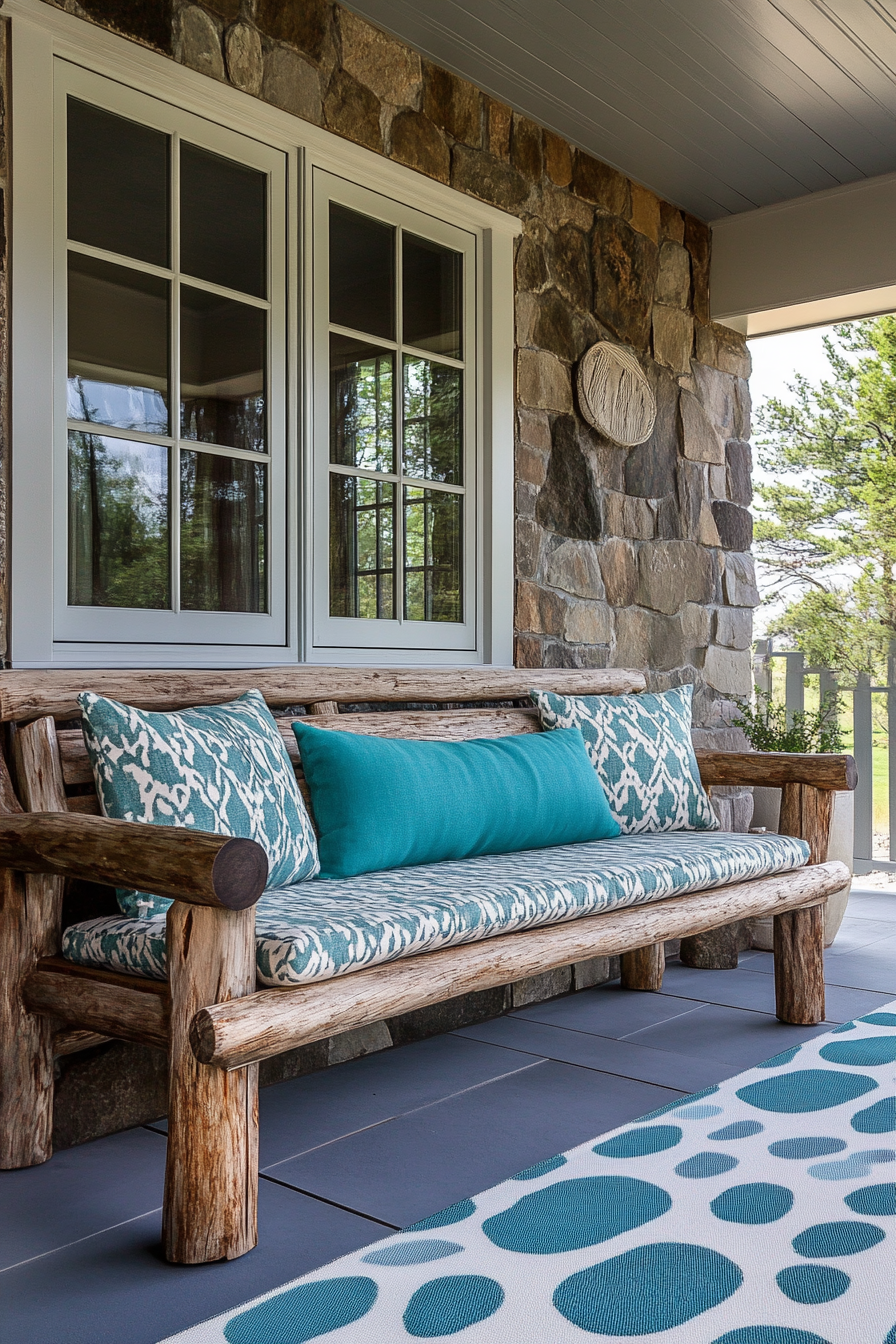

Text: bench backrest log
xmin=0 ymin=667 xmax=648 ymax=817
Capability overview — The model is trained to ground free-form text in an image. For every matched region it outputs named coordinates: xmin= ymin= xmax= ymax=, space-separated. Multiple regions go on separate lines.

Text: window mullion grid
xmin=170 ymin=130 xmax=181 ymax=614
xmin=394 ymin=224 xmax=405 ymax=625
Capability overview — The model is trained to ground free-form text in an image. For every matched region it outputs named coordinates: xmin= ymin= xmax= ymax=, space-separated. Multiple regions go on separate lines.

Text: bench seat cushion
xmin=61 ymin=831 xmax=810 ymax=988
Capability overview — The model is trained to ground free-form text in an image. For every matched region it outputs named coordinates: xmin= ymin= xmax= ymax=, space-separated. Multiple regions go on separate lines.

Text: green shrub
xmin=731 ymin=690 xmax=845 ymax=754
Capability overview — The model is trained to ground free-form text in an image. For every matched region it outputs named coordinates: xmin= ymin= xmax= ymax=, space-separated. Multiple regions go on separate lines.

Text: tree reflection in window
xmin=404 ymin=487 xmax=461 ymax=623
xmin=330 ymin=475 xmax=395 ymax=620
xmin=68 ymin=430 xmax=169 ymax=608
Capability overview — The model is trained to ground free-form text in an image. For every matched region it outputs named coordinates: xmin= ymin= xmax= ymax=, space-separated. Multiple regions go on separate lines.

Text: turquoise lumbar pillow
xmin=530 ymin=683 xmax=718 ymax=835
xmin=291 ymin=723 xmax=620 ymax=879
xmin=80 ymin=688 xmax=319 ymax=916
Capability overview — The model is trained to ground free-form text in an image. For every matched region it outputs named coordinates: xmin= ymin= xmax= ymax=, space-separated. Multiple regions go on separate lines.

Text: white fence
xmin=753 ymin=639 xmax=892 ymax=874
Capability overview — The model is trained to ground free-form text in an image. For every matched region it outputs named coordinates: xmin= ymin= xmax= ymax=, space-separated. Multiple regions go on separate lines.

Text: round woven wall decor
xmin=576 ymin=342 xmax=656 ymax=447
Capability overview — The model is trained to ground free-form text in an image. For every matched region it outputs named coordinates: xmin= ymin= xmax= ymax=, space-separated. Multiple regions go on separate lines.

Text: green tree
xmin=754 ymin=315 xmax=896 ymax=678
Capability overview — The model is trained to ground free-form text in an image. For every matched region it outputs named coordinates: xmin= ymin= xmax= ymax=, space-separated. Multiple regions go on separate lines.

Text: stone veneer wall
xmin=4 ymin=0 xmax=760 ymax=1143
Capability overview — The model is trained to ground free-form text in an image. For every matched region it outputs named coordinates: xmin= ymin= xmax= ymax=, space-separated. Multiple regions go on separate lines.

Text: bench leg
xmin=0 ymin=868 xmax=59 ymax=1169
xmin=620 ymin=942 xmax=665 ymax=991
xmin=163 ymin=902 xmax=258 ymax=1264
xmin=774 ymin=903 xmax=825 ymax=1025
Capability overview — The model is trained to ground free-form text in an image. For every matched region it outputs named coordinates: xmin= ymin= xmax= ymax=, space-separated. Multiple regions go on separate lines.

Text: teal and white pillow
xmin=530 ymin=683 xmax=718 ymax=835
xmin=79 ymin=689 xmax=319 ymax=916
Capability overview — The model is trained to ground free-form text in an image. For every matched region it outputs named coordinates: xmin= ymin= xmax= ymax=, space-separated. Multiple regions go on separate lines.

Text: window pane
xmin=330 ymin=474 xmax=395 ymax=619
xmin=403 ymin=357 xmax=462 ymax=484
xmin=68 ymin=253 xmax=169 ymax=435
xmin=404 ymin=487 xmax=462 ymax=623
xmin=67 ymin=99 xmax=169 ymax=267
xmin=403 ymin=234 xmax=462 ymax=358
xmin=180 ymin=286 xmax=266 ymax=452
xmin=68 ymin=431 xmax=169 ymax=608
xmin=180 ymin=451 xmax=267 ymax=612
xmin=181 ymin=144 xmax=266 ymax=299
xmin=330 ymin=335 xmax=394 ymax=472
xmin=329 ymin=204 xmax=394 ymax=340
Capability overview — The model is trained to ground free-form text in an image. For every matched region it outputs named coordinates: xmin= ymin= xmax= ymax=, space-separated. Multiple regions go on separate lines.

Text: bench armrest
xmin=695 ymin=751 xmax=857 ymax=792
xmin=0 ymin=813 xmax=267 ymax=909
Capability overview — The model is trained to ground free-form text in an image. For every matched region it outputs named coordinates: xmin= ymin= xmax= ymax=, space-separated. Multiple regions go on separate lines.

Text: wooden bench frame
xmin=0 ymin=667 xmax=855 ymax=1264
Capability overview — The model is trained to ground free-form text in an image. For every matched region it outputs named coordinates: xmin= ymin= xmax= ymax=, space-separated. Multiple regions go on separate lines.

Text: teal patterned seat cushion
xmin=531 ymin=684 xmax=718 ymax=834
xmin=61 ymin=830 xmax=809 ymax=987
xmin=79 ymin=688 xmax=319 ymax=916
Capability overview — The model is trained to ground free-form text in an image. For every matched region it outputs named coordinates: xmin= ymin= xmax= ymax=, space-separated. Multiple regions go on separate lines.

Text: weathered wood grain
xmin=697 ymin=750 xmax=856 ymax=792
xmin=620 ymin=942 xmax=665 ymax=991
xmin=774 ymin=903 xmax=825 ymax=1024
xmin=164 ymin=902 xmax=258 ymax=1264
xmin=0 ymin=813 xmax=267 ymax=909
xmin=0 ymin=721 xmax=65 ymax=1169
xmin=23 ymin=958 xmax=169 ymax=1049
xmin=53 ymin=1028 xmax=112 ymax=1056
xmin=778 ymin=783 xmax=835 ymax=866
xmin=0 ymin=667 xmax=648 ymax=723
xmin=191 ymin=861 xmax=847 ymax=1070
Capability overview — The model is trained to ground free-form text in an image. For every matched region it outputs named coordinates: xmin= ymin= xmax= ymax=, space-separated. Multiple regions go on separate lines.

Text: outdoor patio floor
xmin=3 ymin=883 xmax=895 ymax=1344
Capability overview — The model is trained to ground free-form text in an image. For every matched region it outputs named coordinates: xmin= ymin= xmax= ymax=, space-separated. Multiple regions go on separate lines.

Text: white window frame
xmin=8 ymin=0 xmax=519 ymax=669
xmin=53 ymin=63 xmax=289 ymax=649
xmin=312 ymin=171 xmax=479 ymax=654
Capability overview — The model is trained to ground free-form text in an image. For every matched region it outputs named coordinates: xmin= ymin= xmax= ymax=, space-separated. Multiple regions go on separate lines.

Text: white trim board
xmin=711 ymin=171 xmax=896 ymax=334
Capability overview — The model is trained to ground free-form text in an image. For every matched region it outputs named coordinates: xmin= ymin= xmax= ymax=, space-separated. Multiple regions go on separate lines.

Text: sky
xmin=746 ymin=322 xmax=846 ymax=636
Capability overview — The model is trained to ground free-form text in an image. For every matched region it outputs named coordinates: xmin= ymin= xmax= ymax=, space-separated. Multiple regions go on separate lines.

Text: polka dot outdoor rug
xmin=160 ymin=1004 xmax=896 ymax=1344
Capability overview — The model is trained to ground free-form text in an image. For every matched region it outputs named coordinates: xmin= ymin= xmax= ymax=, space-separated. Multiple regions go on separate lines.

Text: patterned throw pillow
xmin=530 ymin=683 xmax=718 ymax=835
xmin=80 ymin=689 xmax=319 ymax=916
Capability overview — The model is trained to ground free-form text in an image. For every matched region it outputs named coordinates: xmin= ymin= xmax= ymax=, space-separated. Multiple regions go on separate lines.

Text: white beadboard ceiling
xmin=344 ymin=0 xmax=896 ymax=221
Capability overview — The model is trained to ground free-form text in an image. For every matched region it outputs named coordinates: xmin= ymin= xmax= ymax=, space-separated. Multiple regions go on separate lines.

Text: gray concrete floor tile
xmin=512 ymin=981 xmax=706 ymax=1037
xmin=815 ymin=950 xmax=896 ymax=995
xmin=452 ymin=1015 xmax=733 ymax=1091
xmin=0 ymin=1125 xmax=166 ymax=1270
xmin=265 ymin=1059 xmax=680 ymax=1229
xmin=256 ymin=1033 xmax=534 ymax=1166
xmin=658 ymin=961 xmax=894 ymax=1021
xmin=0 ymin=1180 xmax=381 ymax=1344
xmin=626 ymin=1001 xmax=832 ymax=1068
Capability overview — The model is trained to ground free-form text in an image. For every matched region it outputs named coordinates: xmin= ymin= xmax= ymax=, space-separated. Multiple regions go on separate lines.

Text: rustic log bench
xmin=0 ymin=667 xmax=854 ymax=1265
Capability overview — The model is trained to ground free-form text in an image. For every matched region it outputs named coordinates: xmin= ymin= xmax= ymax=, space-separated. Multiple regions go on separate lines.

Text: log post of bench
xmin=772 ymin=781 xmax=832 ymax=1024
xmin=0 ymin=718 xmax=66 ymax=1170
xmin=163 ymin=900 xmax=259 ymax=1264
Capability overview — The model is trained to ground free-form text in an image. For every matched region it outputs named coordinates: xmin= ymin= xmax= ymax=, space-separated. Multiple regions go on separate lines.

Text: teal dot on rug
xmin=776 ymin=1265 xmax=850 ymax=1304
xmin=820 ymin=1039 xmax=896 ymax=1066
xmin=852 ymin=1098 xmax=896 ymax=1133
xmin=845 ymin=1183 xmax=896 ymax=1216
xmin=402 ymin=1275 xmax=503 ymax=1337
xmin=511 ymin=1155 xmax=566 ymax=1180
xmin=711 ymin=1329 xmax=833 ymax=1343
xmin=482 ymin=1175 xmax=671 ymax=1253
xmin=593 ymin=1124 xmax=682 ymax=1158
xmin=640 ymin=1084 xmax=720 ymax=1121
xmin=769 ymin=1137 xmax=846 ymax=1159
xmin=553 ymin=1242 xmax=742 ymax=1334
xmin=830 ymin=1022 xmax=856 ymax=1033
xmin=675 ymin=1103 xmax=724 ymax=1118
xmin=860 ymin=1013 xmax=896 ymax=1027
xmin=362 ymin=1239 xmax=463 ymax=1266
xmin=223 ymin=1277 xmax=377 ymax=1344
xmin=885 ymin=1325 xmax=896 ymax=1344
xmin=709 ymin=1121 xmax=765 ymax=1140
xmin=809 ymin=1150 xmax=896 ymax=1181
xmin=675 ymin=1152 xmax=739 ymax=1179
xmin=757 ymin=1046 xmax=802 ymax=1069
xmin=792 ymin=1220 xmax=885 ymax=1257
xmin=404 ymin=1199 xmax=476 ymax=1231
xmin=737 ymin=1069 xmax=878 ymax=1113
xmin=710 ymin=1182 xmax=794 ymax=1224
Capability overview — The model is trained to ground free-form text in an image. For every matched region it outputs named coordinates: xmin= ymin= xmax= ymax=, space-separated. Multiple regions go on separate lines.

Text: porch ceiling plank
xmin=0 ymin=668 xmax=647 ymax=723
xmin=24 ymin=957 xmax=170 ymax=1051
xmin=346 ymin=0 xmax=896 ymax=217
xmin=190 ymin=860 xmax=848 ymax=1071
